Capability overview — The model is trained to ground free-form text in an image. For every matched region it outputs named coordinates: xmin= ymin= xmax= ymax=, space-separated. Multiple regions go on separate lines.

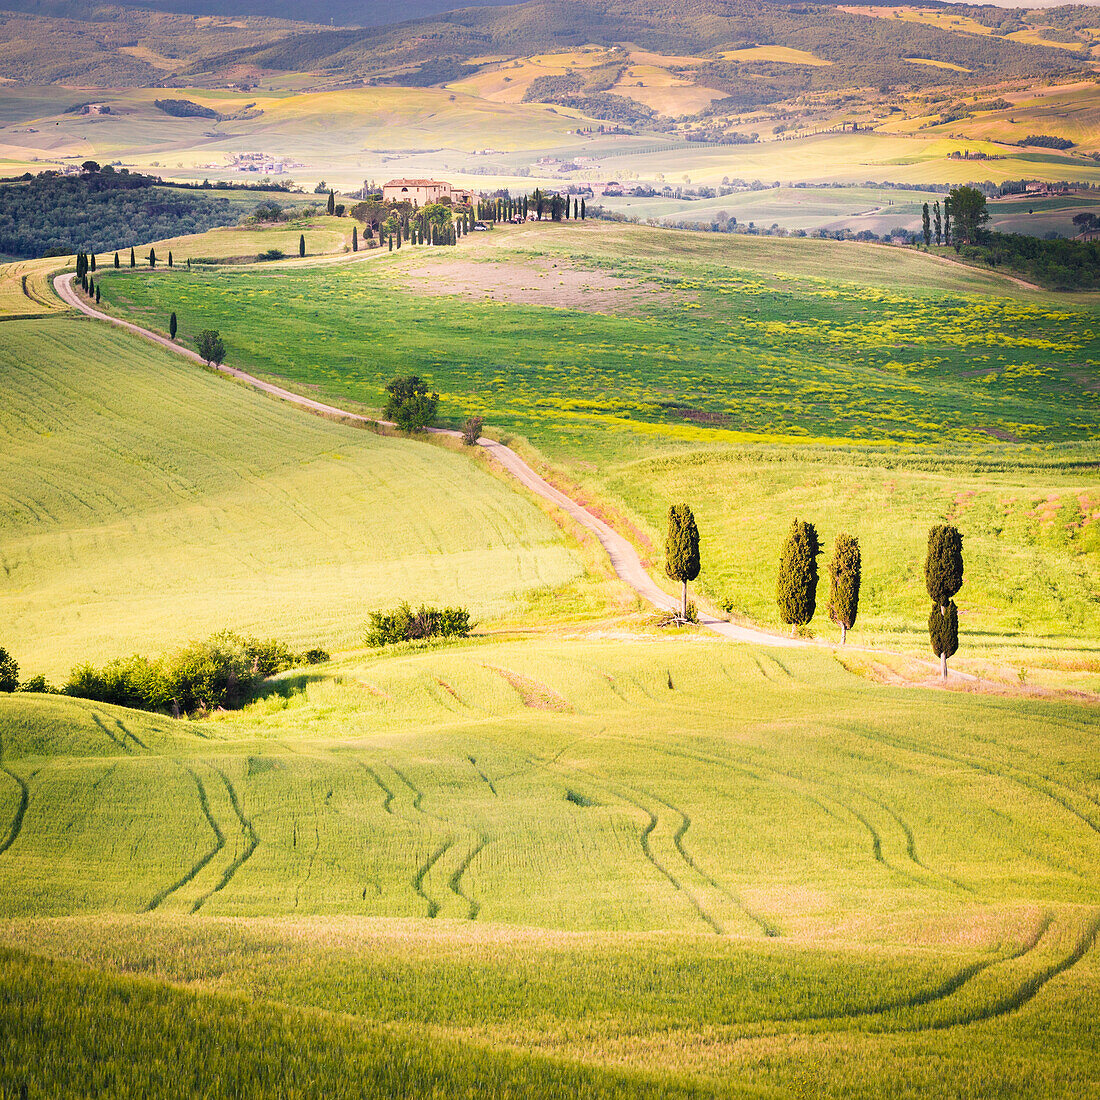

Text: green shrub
xmin=364 ymin=603 xmax=471 ymax=647
xmin=0 ymin=648 xmax=18 ymax=692
xmin=384 ymin=376 xmax=439 ymax=432
xmin=257 ymin=248 xmax=286 ymax=261
xmin=17 ymin=674 xmax=57 ymax=694
xmin=62 ymin=631 xmax=328 ymax=715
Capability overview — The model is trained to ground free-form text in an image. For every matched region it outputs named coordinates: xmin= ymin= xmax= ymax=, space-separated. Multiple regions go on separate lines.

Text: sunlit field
xmin=1 ymin=636 xmax=1099 ymax=1097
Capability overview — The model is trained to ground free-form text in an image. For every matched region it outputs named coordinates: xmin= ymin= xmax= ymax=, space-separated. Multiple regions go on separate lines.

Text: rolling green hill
xmin=89 ymin=221 xmax=1100 ymax=662
xmin=0 ymin=313 xmax=582 ymax=680
xmin=1 ymin=637 xmax=1099 ymax=1097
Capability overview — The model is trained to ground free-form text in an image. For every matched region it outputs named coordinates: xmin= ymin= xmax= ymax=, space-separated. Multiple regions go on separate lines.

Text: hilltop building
xmin=382 ymin=178 xmax=475 ymax=205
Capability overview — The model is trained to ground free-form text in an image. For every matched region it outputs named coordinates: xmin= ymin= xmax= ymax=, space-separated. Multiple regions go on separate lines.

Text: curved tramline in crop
xmin=387 ymin=762 xmax=488 ymax=920
xmin=643 ymin=785 xmax=778 ymax=937
xmin=144 ymin=766 xmax=226 ymax=913
xmin=190 ymin=766 xmax=259 ymax=914
xmin=0 ymin=733 xmax=29 ymax=859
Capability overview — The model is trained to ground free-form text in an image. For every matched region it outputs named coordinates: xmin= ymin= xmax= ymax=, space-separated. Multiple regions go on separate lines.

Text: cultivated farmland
xmin=1 ymin=637 xmax=1099 ymax=1097
xmin=91 ymin=221 xmax=1100 ymax=659
xmin=0 ymin=316 xmax=582 ymax=679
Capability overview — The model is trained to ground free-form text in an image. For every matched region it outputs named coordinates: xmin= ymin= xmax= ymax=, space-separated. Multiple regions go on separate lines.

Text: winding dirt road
xmin=55 ymin=270 xmax=808 ymax=649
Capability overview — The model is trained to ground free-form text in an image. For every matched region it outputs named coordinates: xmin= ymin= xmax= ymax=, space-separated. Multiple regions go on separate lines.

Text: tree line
xmin=667 ymin=506 xmax=965 ymax=677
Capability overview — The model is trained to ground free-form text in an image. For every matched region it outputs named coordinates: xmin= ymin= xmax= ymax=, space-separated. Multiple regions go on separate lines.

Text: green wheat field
xmin=1 ymin=218 xmax=1098 ymax=1099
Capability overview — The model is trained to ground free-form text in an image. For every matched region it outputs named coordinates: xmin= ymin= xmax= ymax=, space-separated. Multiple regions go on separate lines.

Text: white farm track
xmin=57 ymin=268 xmax=969 ymax=669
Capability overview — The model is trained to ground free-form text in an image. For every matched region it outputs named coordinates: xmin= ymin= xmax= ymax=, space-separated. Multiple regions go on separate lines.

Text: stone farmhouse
xmin=381 ymin=178 xmax=475 ymax=206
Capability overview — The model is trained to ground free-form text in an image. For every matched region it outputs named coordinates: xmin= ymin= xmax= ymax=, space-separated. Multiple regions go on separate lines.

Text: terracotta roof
xmin=383 ymin=179 xmax=450 ymax=187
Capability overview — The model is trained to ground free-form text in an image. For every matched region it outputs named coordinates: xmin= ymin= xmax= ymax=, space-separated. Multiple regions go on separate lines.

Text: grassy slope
xmin=91 ymin=222 xmax=1100 ymax=653
xmin=0 ymin=315 xmax=582 ymax=680
xmin=1 ymin=638 xmax=1099 ymax=1097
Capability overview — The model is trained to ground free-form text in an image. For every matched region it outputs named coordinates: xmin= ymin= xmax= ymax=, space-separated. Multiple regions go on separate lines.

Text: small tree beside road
xmin=196 ymin=329 xmax=225 ymax=368
xmin=384 ymin=375 xmax=439 ymax=432
xmin=665 ymin=504 xmax=700 ymax=621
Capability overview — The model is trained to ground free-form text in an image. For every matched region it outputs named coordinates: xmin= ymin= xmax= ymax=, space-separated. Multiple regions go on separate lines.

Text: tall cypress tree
xmin=89 ymin=253 xmax=96 ymax=272
xmin=352 ymin=225 xmax=358 ymax=252
xmin=826 ymin=533 xmax=861 ymax=645
xmin=148 ymin=248 xmax=156 ymax=268
xmin=94 ymin=284 xmax=100 ymax=304
xmin=327 ymin=189 xmax=335 ymax=215
xmin=169 ymin=312 xmax=177 ymax=339
xmin=114 ymin=251 xmax=120 ymax=268
xmin=665 ymin=504 xmax=700 ymax=620
xmin=943 ymin=197 xmax=952 ymax=246
xmin=167 ymin=251 xmax=173 ymax=268
xmin=925 ymin=525 xmax=963 ymax=679
xmin=922 ymin=203 xmax=931 ymax=249
xmin=581 ymin=197 xmax=586 ymax=220
xmin=933 ymin=201 xmax=942 ymax=246
xmin=299 ymin=234 xmax=306 ymax=258
xmin=130 ymin=247 xmax=136 ymax=268
xmin=777 ymin=519 xmax=820 ymax=634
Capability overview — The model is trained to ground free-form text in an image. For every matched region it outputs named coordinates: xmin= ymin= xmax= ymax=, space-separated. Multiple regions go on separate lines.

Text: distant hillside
xmin=197 ymin=0 xmax=1078 ymax=100
xmin=0 ymin=0 xmax=519 ymax=27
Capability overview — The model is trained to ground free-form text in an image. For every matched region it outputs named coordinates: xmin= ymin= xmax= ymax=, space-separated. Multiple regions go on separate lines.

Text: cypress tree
xmin=94 ymin=285 xmax=100 ymax=304
xmin=933 ymin=201 xmax=942 ymax=246
xmin=925 ymin=525 xmax=963 ymax=613
xmin=187 ymin=258 xmax=191 ymax=269
xmin=168 ymin=251 xmax=173 ymax=268
xmin=581 ymin=197 xmax=586 ymax=220
xmin=943 ymin=197 xmax=952 ymax=246
xmin=776 ymin=518 xmax=820 ymax=634
xmin=90 ymin=253 xmax=96 ymax=272
xmin=925 ymin=525 xmax=963 ymax=679
xmin=75 ymin=252 xmax=84 ymax=279
xmin=388 ymin=235 xmax=393 ymax=251
xmin=826 ymin=533 xmax=861 ymax=645
xmin=928 ymin=601 xmax=958 ymax=680
xmin=299 ymin=234 xmax=306 ymax=258
xmin=352 ymin=225 xmax=358 ymax=251
xmin=396 ymin=230 xmax=401 ymax=249
xmin=114 ymin=251 xmax=120 ymax=268
xmin=81 ymin=274 xmax=87 ymax=292
xmin=922 ymin=203 xmax=931 ymax=249
xmin=130 ymin=247 xmax=136 ymax=268
xmin=327 ymin=189 xmax=335 ymax=215
xmin=169 ymin=312 xmax=177 ymax=339
xmin=149 ymin=247 xmax=156 ymax=268
xmin=664 ymin=504 xmax=700 ymax=620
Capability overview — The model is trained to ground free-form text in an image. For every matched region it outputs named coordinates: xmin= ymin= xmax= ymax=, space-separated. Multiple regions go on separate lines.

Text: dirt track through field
xmin=56 ymin=270 xmax=805 ymax=651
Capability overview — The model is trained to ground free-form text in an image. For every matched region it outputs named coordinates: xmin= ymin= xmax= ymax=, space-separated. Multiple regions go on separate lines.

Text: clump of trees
xmin=384 ymin=375 xmax=439 ymax=432
xmin=0 ymin=647 xmax=18 ymax=692
xmin=926 ymin=524 xmax=963 ymax=679
xmin=665 ymin=504 xmax=700 ymax=622
xmin=364 ymin=603 xmax=472 ymax=647
xmin=65 ymin=631 xmax=329 ymax=716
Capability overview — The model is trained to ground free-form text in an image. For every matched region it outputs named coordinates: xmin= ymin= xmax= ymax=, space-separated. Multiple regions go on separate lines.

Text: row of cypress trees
xmin=667 ymin=506 xmax=965 ymax=675
xmin=775 ymin=520 xmax=861 ymax=645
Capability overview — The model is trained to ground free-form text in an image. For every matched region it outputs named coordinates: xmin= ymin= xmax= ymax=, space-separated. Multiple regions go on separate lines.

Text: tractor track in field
xmin=645 ymin=786 xmax=779 ymax=937
xmin=91 ymin=713 xmax=132 ymax=753
xmin=389 ymin=763 xmax=487 ymax=920
xmin=191 ymin=766 xmax=259 ymax=913
xmin=847 ymin=727 xmax=1100 ymax=850
xmin=144 ymin=766 xmax=225 ymax=912
xmin=0 ymin=731 xmax=28 ymax=858
xmin=359 ymin=763 xmax=396 ymax=814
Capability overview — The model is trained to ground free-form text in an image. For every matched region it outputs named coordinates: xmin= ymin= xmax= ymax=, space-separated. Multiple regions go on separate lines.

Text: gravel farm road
xmin=55 ymin=269 xmax=808 ymax=649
